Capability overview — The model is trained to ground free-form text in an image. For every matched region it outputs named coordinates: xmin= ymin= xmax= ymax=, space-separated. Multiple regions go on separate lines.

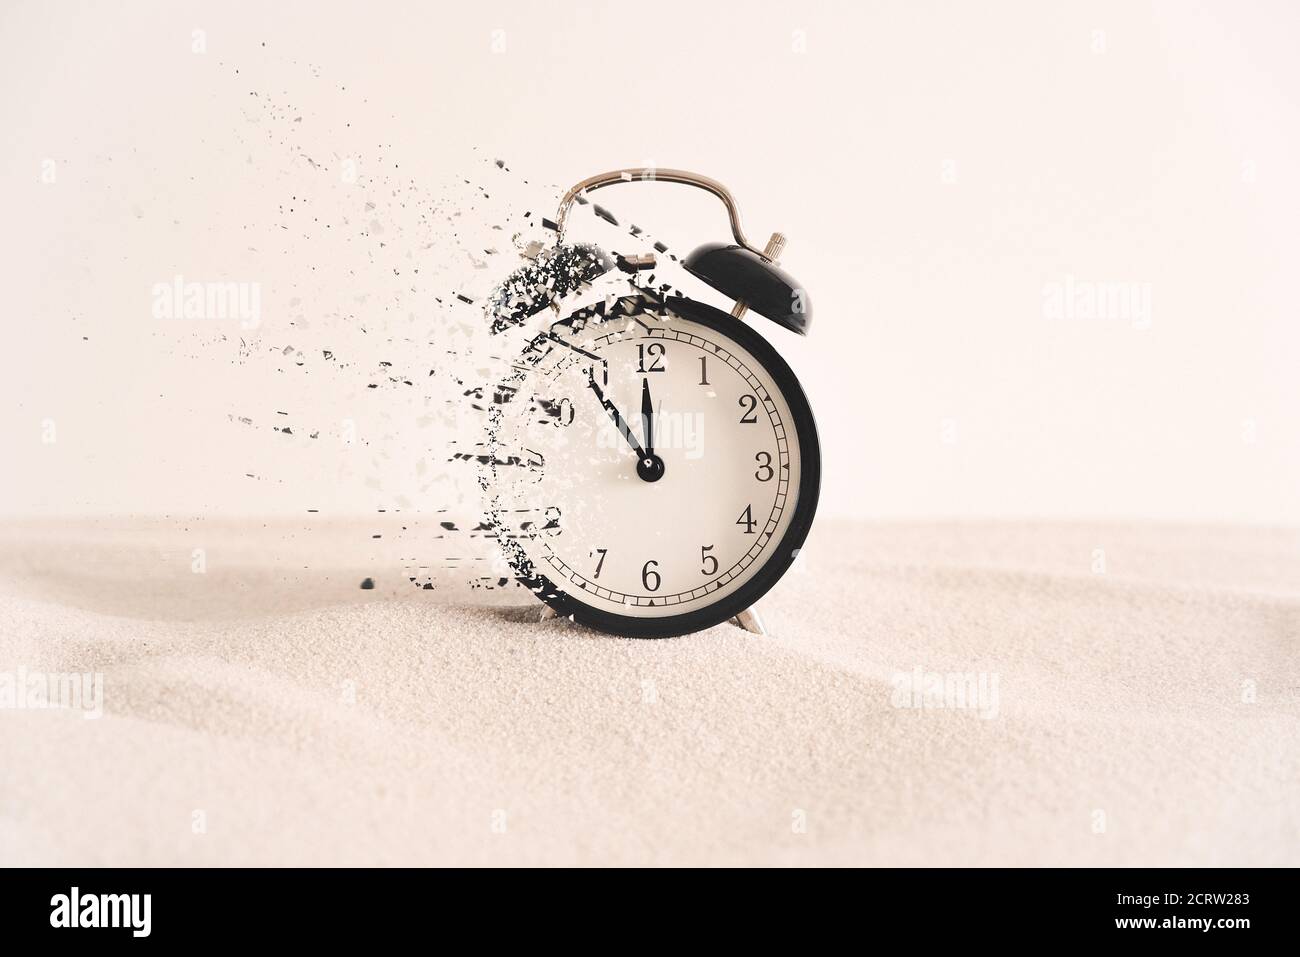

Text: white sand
xmin=0 ymin=517 xmax=1296 ymax=866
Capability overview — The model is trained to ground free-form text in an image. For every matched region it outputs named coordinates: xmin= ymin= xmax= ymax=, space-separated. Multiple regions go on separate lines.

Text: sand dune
xmin=0 ymin=517 xmax=1295 ymax=866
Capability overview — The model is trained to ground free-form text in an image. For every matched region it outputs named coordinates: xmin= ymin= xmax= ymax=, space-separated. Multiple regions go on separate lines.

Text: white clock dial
xmin=486 ymin=294 xmax=811 ymax=631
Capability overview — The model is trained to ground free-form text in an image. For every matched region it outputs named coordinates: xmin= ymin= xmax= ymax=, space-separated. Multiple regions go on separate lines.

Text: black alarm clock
xmin=483 ymin=169 xmax=819 ymax=638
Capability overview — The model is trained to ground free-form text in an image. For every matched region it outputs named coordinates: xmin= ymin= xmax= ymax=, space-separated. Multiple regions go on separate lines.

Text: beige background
xmin=2 ymin=0 xmax=1298 ymax=525
xmin=1 ymin=2 xmax=1297 ymax=869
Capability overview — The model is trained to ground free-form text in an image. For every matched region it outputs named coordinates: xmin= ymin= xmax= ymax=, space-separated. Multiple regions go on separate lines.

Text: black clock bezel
xmin=513 ymin=294 xmax=821 ymax=639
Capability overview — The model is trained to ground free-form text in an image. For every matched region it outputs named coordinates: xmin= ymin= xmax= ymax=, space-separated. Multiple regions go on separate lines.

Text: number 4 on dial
xmin=736 ymin=505 xmax=757 ymax=534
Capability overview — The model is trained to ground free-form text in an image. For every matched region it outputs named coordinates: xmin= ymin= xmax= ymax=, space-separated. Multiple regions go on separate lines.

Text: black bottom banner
xmin=0 ymin=867 xmax=1286 ymax=945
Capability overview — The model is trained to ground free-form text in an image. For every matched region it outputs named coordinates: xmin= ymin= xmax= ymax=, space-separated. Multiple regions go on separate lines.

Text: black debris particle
xmin=482 ymin=243 xmax=613 ymax=334
xmin=204 ymin=82 xmax=695 ymax=602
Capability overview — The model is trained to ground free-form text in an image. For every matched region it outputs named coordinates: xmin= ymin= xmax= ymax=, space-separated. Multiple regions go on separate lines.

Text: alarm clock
xmin=483 ymin=169 xmax=819 ymax=638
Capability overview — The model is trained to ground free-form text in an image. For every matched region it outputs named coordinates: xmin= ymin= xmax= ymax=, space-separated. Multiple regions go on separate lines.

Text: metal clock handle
xmin=554 ymin=168 xmax=784 ymax=266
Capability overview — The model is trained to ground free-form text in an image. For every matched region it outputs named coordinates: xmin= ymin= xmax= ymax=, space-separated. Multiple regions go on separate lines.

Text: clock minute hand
xmin=641 ymin=377 xmax=654 ymax=456
xmin=588 ymin=369 xmax=647 ymax=460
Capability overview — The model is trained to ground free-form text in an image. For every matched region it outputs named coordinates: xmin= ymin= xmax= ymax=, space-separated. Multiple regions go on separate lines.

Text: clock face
xmin=486 ymin=293 xmax=819 ymax=638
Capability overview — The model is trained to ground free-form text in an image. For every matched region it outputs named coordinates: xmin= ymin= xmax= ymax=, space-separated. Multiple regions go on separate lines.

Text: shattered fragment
xmin=481 ymin=243 xmax=613 ymax=334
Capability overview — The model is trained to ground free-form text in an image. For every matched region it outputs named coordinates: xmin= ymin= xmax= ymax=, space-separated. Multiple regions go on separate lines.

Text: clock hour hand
xmin=588 ymin=368 xmax=647 ymax=459
xmin=587 ymin=369 xmax=666 ymax=483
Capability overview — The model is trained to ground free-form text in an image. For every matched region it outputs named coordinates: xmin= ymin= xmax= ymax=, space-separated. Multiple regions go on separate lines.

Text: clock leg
xmin=540 ymin=601 xmax=767 ymax=634
xmin=730 ymin=605 xmax=768 ymax=636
